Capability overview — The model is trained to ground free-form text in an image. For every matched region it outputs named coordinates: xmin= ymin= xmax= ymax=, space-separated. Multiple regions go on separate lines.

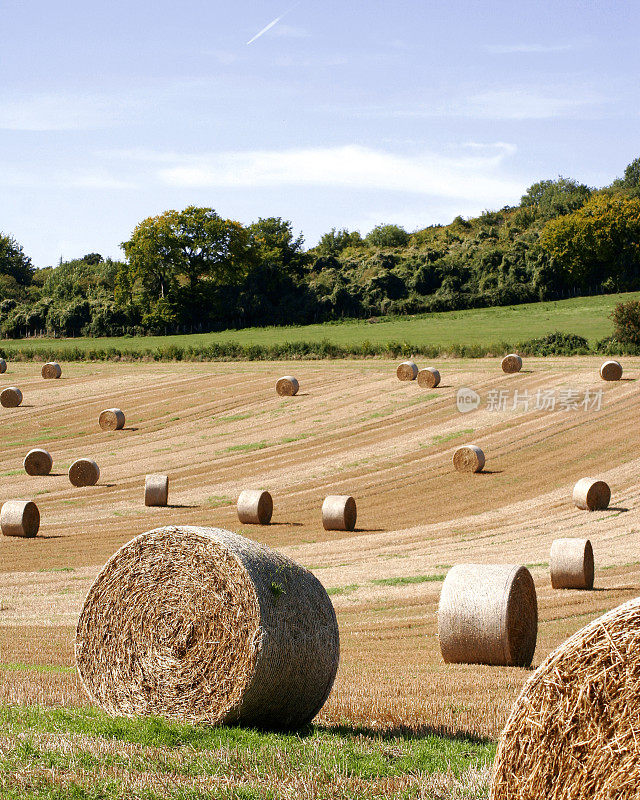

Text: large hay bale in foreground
xmin=417 ymin=367 xmax=441 ymax=388
xmin=75 ymin=525 xmax=340 ymax=729
xmin=501 ymin=354 xmax=522 ymax=374
xmin=0 ymin=358 xmax=6 ymax=374
xmin=550 ymin=538 xmax=594 ymax=589
xmin=491 ymin=596 xmax=640 ymax=800
xmin=23 ymin=448 xmax=53 ymax=476
xmin=69 ymin=459 xmax=100 ymax=487
xmin=275 ymin=376 xmax=299 ymax=396
xmin=237 ymin=489 xmax=273 ymax=525
xmin=0 ymin=387 xmax=22 ymax=408
xmin=42 ymin=361 xmax=62 ymax=379
xmin=573 ymin=477 xmax=610 ymax=510
xmin=145 ymin=474 xmax=168 ymax=506
xmin=600 ymin=359 xmax=622 ymax=381
xmin=453 ymin=444 xmax=485 ymax=473
xmin=99 ymin=408 xmax=125 ymax=431
xmin=322 ymin=495 xmax=357 ymax=531
xmin=396 ymin=361 xmax=418 ymax=381
xmin=1 ymin=500 xmax=40 ymax=538
xmin=438 ymin=564 xmax=537 ymax=667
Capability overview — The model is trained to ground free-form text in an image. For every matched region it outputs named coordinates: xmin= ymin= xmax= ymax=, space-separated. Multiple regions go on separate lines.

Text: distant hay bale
xmin=69 ymin=458 xmax=100 ymax=487
xmin=501 ymin=354 xmax=522 ymax=373
xmin=275 ymin=376 xmax=299 ymax=396
xmin=417 ymin=367 xmax=441 ymax=388
xmin=99 ymin=408 xmax=125 ymax=431
xmin=237 ymin=490 xmax=273 ymax=525
xmin=0 ymin=500 xmax=40 ymax=538
xmin=322 ymin=495 xmax=357 ymax=531
xmin=438 ymin=564 xmax=537 ymax=667
xmin=453 ymin=444 xmax=485 ymax=473
xmin=23 ymin=448 xmax=53 ymax=476
xmin=491 ymin=596 xmax=640 ymax=800
xmin=0 ymin=387 xmax=22 ymax=408
xmin=75 ymin=525 xmax=340 ymax=729
xmin=145 ymin=474 xmax=169 ymax=507
xmin=396 ymin=361 xmax=418 ymax=381
xmin=0 ymin=358 xmax=6 ymax=374
xmin=42 ymin=362 xmax=62 ymax=379
xmin=550 ymin=538 xmax=594 ymax=590
xmin=600 ymin=359 xmax=622 ymax=381
xmin=573 ymin=477 xmax=610 ymax=511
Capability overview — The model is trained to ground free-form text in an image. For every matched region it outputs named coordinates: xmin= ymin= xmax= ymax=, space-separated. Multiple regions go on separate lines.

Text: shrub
xmin=611 ymin=299 xmax=640 ymax=345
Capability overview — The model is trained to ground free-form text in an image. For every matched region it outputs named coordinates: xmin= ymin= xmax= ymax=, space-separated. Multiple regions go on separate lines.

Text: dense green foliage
xmin=611 ymin=298 xmax=640 ymax=345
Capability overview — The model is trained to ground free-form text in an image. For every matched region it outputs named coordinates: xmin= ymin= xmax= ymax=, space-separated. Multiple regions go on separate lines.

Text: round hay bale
xmin=600 ymin=359 xmax=622 ymax=381
xmin=99 ymin=408 xmax=125 ymax=431
xmin=396 ymin=361 xmax=418 ymax=381
xmin=145 ymin=474 xmax=168 ymax=507
xmin=322 ymin=495 xmax=357 ymax=532
xmin=0 ymin=386 xmax=22 ymax=408
xmin=237 ymin=490 xmax=273 ymax=525
xmin=438 ymin=564 xmax=537 ymax=667
xmin=42 ymin=362 xmax=62 ymax=379
xmin=0 ymin=358 xmax=6 ymax=374
xmin=550 ymin=538 xmax=594 ymax=590
xmin=573 ymin=477 xmax=610 ymax=511
xmin=417 ymin=367 xmax=441 ymax=388
xmin=501 ymin=354 xmax=522 ymax=374
xmin=452 ymin=444 xmax=485 ymax=473
xmin=491 ymin=596 xmax=640 ymax=800
xmin=275 ymin=376 xmax=299 ymax=396
xmin=23 ymin=448 xmax=53 ymax=476
xmin=69 ymin=458 xmax=100 ymax=487
xmin=0 ymin=500 xmax=40 ymax=538
xmin=75 ymin=525 xmax=340 ymax=729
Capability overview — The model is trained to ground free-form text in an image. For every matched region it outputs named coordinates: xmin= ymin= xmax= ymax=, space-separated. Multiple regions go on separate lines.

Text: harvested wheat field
xmin=1 ymin=357 xmax=639 ymax=798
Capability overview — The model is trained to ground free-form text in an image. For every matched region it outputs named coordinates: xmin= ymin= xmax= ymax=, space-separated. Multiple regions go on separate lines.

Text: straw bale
xmin=491 ymin=596 xmax=640 ymax=800
xmin=0 ymin=387 xmax=22 ymax=408
xmin=396 ymin=361 xmax=418 ymax=381
xmin=23 ymin=448 xmax=53 ymax=476
xmin=42 ymin=362 xmax=62 ymax=379
xmin=453 ymin=444 xmax=485 ymax=473
xmin=322 ymin=495 xmax=357 ymax=531
xmin=69 ymin=458 xmax=100 ymax=487
xmin=75 ymin=525 xmax=340 ymax=729
xmin=1 ymin=500 xmax=40 ymax=538
xmin=438 ymin=564 xmax=537 ymax=667
xmin=573 ymin=477 xmax=610 ymax=511
xmin=275 ymin=376 xmax=299 ymax=396
xmin=600 ymin=359 xmax=622 ymax=381
xmin=501 ymin=354 xmax=522 ymax=373
xmin=145 ymin=474 xmax=168 ymax=506
xmin=550 ymin=538 xmax=594 ymax=590
xmin=0 ymin=358 xmax=6 ymax=374
xmin=417 ymin=367 xmax=441 ymax=388
xmin=237 ymin=490 xmax=273 ymax=525
xmin=99 ymin=408 xmax=125 ymax=431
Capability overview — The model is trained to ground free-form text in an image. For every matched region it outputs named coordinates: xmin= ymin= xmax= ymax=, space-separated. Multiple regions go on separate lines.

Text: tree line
xmin=1 ymin=157 xmax=640 ymax=339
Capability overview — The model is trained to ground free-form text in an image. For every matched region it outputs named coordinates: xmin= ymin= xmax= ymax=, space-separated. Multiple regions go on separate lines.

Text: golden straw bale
xmin=145 ymin=474 xmax=168 ymax=506
xmin=0 ymin=500 xmax=40 ymax=538
xmin=0 ymin=387 xmax=22 ymax=407
xmin=322 ymin=495 xmax=357 ymax=531
xmin=501 ymin=354 xmax=522 ymax=374
xmin=69 ymin=459 xmax=100 ymax=487
xmin=237 ymin=490 xmax=273 ymax=525
xmin=600 ymin=360 xmax=622 ymax=381
xmin=42 ymin=362 xmax=62 ymax=379
xmin=99 ymin=408 xmax=125 ymax=430
xmin=23 ymin=448 xmax=53 ymax=476
xmin=452 ymin=444 xmax=485 ymax=473
xmin=275 ymin=376 xmax=299 ymax=396
xmin=550 ymin=538 xmax=594 ymax=590
xmin=573 ymin=477 xmax=610 ymax=511
xmin=417 ymin=367 xmax=441 ymax=388
xmin=396 ymin=361 xmax=418 ymax=381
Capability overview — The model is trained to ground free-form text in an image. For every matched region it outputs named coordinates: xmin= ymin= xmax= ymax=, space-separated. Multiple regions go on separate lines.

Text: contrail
xmin=246 ymin=2 xmax=302 ymax=45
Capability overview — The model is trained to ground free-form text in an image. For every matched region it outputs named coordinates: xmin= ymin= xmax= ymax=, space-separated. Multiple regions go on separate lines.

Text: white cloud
xmin=486 ymin=43 xmax=574 ymax=54
xmin=463 ymin=88 xmax=604 ymax=120
xmin=0 ymin=92 xmax=135 ymax=131
xmin=0 ymin=163 xmax=135 ymax=190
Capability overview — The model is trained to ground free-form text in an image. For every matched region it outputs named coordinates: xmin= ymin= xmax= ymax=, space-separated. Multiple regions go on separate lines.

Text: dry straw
xmin=453 ymin=444 xmax=485 ymax=473
xmin=75 ymin=525 xmax=340 ymax=729
xmin=396 ymin=361 xmax=418 ymax=381
xmin=0 ymin=387 xmax=22 ymax=408
xmin=417 ymin=367 xmax=441 ymax=388
xmin=1 ymin=500 xmax=40 ymax=538
xmin=69 ymin=458 xmax=100 ymax=487
xmin=491 ymin=596 xmax=640 ymax=800
xmin=42 ymin=362 xmax=62 ymax=379
xmin=573 ymin=477 xmax=610 ymax=510
xmin=322 ymin=495 xmax=357 ymax=531
xmin=0 ymin=358 xmax=6 ymax=374
xmin=550 ymin=538 xmax=594 ymax=590
xmin=438 ymin=564 xmax=537 ymax=667
xmin=237 ymin=490 xmax=273 ymax=525
xmin=501 ymin=354 xmax=522 ymax=374
xmin=145 ymin=474 xmax=169 ymax=506
xmin=23 ymin=448 xmax=53 ymax=476
xmin=99 ymin=408 xmax=125 ymax=431
xmin=600 ymin=359 xmax=622 ymax=381
xmin=275 ymin=376 xmax=299 ymax=396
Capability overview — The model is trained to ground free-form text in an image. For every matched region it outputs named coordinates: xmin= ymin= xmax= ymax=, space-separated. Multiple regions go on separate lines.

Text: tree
xmin=0 ymin=232 xmax=34 ymax=294
xmin=315 ymin=227 xmax=362 ymax=256
xmin=622 ymin=157 xmax=640 ymax=190
xmin=365 ymin=224 xmax=410 ymax=248
xmin=611 ymin=299 xmax=640 ymax=345
xmin=520 ymin=177 xmax=591 ymax=218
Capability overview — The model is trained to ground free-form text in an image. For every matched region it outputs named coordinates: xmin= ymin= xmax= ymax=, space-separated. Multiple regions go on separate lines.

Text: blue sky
xmin=1 ymin=0 xmax=638 ymax=267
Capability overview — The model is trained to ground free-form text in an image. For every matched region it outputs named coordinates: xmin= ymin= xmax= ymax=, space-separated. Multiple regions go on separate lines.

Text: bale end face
xmin=275 ymin=376 xmax=299 ymax=396
xmin=501 ymin=354 xmax=523 ymax=374
xmin=396 ymin=361 xmax=418 ymax=381
xmin=1 ymin=500 xmax=40 ymax=538
xmin=417 ymin=368 xmax=441 ymax=388
xmin=0 ymin=387 xmax=22 ymax=408
xmin=69 ymin=459 xmax=100 ymax=487
xmin=322 ymin=495 xmax=357 ymax=531
xmin=99 ymin=408 xmax=125 ymax=431
xmin=237 ymin=490 xmax=273 ymax=525
xmin=453 ymin=445 xmax=485 ymax=473
xmin=600 ymin=360 xmax=622 ymax=381
xmin=23 ymin=448 xmax=53 ymax=476
xmin=0 ymin=358 xmax=6 ymax=374
xmin=145 ymin=474 xmax=169 ymax=506
xmin=42 ymin=362 xmax=62 ymax=379
xmin=550 ymin=538 xmax=594 ymax=590
xmin=573 ymin=477 xmax=610 ymax=511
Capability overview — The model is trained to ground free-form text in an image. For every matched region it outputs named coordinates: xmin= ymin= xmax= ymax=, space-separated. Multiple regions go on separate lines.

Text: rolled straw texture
xmin=99 ymin=408 xmax=125 ymax=431
xmin=501 ymin=354 xmax=522 ymax=374
xmin=573 ymin=477 xmax=610 ymax=511
xmin=1 ymin=500 xmax=40 ymax=538
xmin=491 ymin=596 xmax=640 ymax=800
xmin=322 ymin=495 xmax=357 ymax=531
xmin=600 ymin=359 xmax=622 ymax=381
xmin=275 ymin=376 xmax=299 ymax=396
xmin=0 ymin=358 xmax=6 ymax=374
xmin=237 ymin=490 xmax=273 ymax=525
xmin=42 ymin=362 xmax=62 ymax=379
xmin=75 ymin=525 xmax=340 ymax=729
xmin=23 ymin=448 xmax=53 ymax=476
xmin=396 ymin=361 xmax=418 ymax=381
xmin=145 ymin=474 xmax=168 ymax=506
xmin=69 ymin=459 xmax=100 ymax=487
xmin=0 ymin=387 xmax=22 ymax=408
xmin=417 ymin=367 xmax=441 ymax=388
xmin=550 ymin=538 xmax=594 ymax=590
xmin=438 ymin=564 xmax=537 ymax=667
xmin=452 ymin=445 xmax=485 ymax=473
